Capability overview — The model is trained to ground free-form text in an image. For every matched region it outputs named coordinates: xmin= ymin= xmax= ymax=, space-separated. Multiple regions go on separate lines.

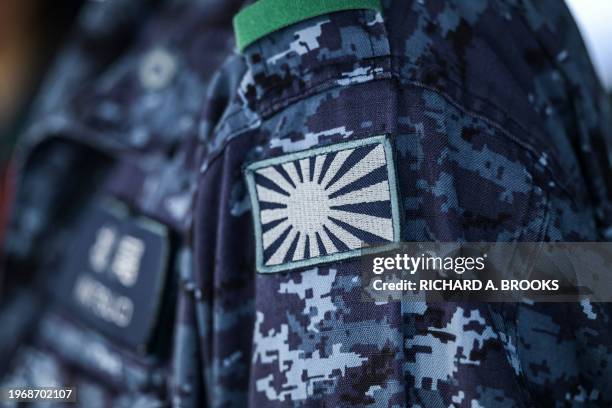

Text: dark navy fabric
xmin=0 ymin=0 xmax=611 ymax=407
xmin=193 ymin=1 xmax=612 ymax=406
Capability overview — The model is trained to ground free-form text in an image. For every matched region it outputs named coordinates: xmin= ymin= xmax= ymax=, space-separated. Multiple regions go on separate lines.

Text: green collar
xmin=233 ymin=0 xmax=382 ymax=52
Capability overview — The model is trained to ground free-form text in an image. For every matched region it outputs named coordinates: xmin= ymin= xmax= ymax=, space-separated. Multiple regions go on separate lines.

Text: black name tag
xmin=54 ymin=201 xmax=170 ymax=350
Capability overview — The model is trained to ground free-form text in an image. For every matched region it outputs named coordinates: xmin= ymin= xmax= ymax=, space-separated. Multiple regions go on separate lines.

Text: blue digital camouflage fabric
xmin=1 ymin=0 xmax=612 ymax=407
xmin=193 ymin=0 xmax=612 ymax=407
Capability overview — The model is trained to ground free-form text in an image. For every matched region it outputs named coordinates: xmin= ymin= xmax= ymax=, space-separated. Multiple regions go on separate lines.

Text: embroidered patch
xmin=245 ymin=135 xmax=400 ymax=273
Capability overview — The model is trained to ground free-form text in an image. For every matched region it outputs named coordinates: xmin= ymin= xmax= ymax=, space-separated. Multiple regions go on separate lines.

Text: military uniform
xmin=2 ymin=0 xmax=612 ymax=407
xmin=194 ymin=0 xmax=612 ymax=406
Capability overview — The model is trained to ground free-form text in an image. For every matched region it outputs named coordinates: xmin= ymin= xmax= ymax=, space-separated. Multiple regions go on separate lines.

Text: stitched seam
xmin=203 ymin=61 xmax=576 ymax=203
xmin=249 ymin=54 xmax=565 ymax=176
xmin=248 ymin=56 xmax=565 ymax=171
xmin=255 ymin=57 xmax=391 ymax=114
xmin=276 ymin=321 xmax=397 ymax=335
xmin=253 ymin=51 xmax=523 ymax=129
xmin=260 ymin=71 xmax=393 ymax=118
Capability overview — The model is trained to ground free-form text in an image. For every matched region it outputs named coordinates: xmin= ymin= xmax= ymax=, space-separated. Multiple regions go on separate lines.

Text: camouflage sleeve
xmin=193 ymin=1 xmax=612 ymax=406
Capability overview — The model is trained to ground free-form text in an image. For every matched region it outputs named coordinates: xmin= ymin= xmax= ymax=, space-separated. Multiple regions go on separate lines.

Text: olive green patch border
xmin=233 ymin=0 xmax=382 ymax=52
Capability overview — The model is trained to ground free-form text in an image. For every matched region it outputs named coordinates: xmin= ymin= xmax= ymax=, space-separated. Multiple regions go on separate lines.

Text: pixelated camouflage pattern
xmin=193 ymin=0 xmax=612 ymax=407
xmin=1 ymin=0 xmax=612 ymax=407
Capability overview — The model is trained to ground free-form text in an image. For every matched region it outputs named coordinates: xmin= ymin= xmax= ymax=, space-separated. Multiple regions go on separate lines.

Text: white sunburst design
xmin=246 ymin=136 xmax=400 ymax=272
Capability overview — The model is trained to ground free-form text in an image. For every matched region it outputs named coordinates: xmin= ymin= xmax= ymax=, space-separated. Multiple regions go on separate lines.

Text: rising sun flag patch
xmin=245 ymin=136 xmax=400 ymax=273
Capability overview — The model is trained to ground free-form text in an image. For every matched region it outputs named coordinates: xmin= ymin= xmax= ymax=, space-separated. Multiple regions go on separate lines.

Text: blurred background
xmin=0 ymin=0 xmax=82 ymax=149
xmin=0 ymin=0 xmax=81 ymax=259
xmin=566 ymin=0 xmax=612 ymax=92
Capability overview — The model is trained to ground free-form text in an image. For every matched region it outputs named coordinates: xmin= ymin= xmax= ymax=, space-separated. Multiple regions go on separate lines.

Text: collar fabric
xmin=233 ymin=0 xmax=382 ymax=52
